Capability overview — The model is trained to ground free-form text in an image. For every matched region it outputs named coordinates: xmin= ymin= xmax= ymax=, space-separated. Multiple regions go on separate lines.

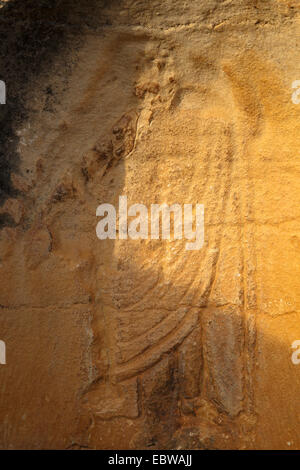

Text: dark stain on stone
xmin=0 ymin=0 xmax=109 ymax=227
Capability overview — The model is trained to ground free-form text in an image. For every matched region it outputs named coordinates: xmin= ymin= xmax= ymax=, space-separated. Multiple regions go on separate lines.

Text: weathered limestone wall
xmin=0 ymin=0 xmax=299 ymax=449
